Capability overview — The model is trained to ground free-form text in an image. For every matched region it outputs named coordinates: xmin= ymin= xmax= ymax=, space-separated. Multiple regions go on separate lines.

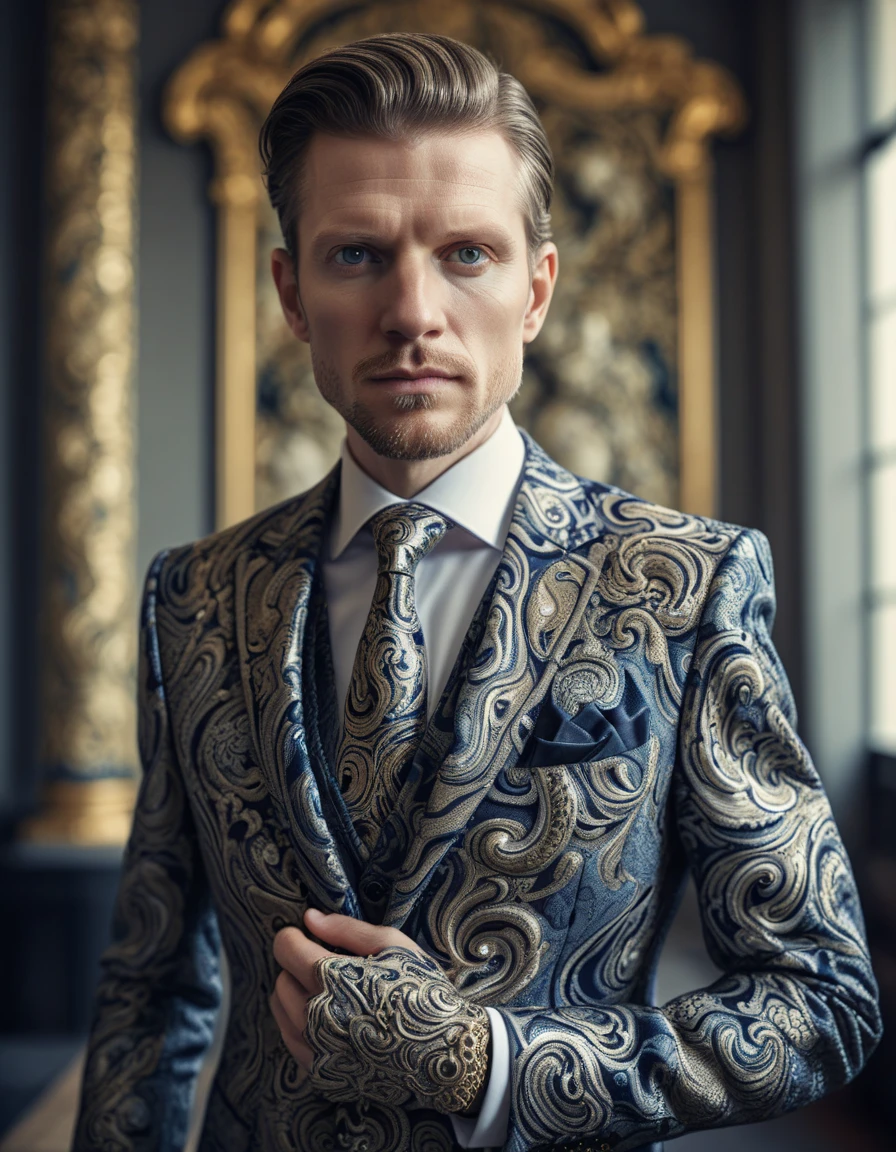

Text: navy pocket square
xmin=523 ymin=670 xmax=651 ymax=768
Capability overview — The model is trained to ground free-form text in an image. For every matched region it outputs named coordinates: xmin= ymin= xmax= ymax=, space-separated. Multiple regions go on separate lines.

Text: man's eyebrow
xmin=438 ymin=225 xmax=517 ymax=249
xmin=309 ymin=230 xmax=382 ymax=252
xmin=308 ymin=223 xmax=518 ymax=253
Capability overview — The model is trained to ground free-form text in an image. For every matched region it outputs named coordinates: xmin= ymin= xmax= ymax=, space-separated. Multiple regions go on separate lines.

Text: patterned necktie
xmin=337 ymin=503 xmax=451 ymax=856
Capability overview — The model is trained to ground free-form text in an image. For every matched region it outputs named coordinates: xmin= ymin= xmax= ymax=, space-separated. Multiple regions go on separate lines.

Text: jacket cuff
xmin=448 ymin=1007 xmax=511 ymax=1149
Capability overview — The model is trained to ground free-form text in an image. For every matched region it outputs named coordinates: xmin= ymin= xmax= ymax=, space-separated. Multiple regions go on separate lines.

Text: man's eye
xmin=448 ymin=246 xmax=487 ymax=265
xmin=334 ymin=246 xmax=369 ymax=265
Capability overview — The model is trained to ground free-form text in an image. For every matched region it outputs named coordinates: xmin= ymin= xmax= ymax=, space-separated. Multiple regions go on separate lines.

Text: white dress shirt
xmin=321 ymin=405 xmax=520 ymax=1150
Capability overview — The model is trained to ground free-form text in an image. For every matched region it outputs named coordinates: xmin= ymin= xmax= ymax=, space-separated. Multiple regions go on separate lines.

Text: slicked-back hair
xmin=259 ymin=32 xmax=553 ymax=262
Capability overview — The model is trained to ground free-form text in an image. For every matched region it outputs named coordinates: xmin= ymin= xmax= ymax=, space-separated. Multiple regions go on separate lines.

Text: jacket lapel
xmin=235 ymin=465 xmax=362 ymax=918
xmin=383 ymin=435 xmax=611 ymax=927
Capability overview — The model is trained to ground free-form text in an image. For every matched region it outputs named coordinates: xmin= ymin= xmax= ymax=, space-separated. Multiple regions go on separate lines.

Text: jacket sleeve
xmin=72 ymin=551 xmax=223 ymax=1152
xmin=495 ymin=528 xmax=882 ymax=1152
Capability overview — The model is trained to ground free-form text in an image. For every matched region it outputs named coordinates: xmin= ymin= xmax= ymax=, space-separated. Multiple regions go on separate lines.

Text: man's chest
xmin=158 ymin=559 xmax=693 ymax=1009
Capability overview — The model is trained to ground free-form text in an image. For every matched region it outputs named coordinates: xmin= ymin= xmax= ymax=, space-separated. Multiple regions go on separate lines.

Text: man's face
xmin=272 ymin=129 xmax=557 ymax=461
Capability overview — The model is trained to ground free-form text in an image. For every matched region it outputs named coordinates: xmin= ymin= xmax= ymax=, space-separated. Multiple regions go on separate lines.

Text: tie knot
xmin=369 ymin=503 xmax=452 ymax=576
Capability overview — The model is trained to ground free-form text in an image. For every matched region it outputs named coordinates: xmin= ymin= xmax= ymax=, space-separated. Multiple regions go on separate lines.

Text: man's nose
xmin=378 ymin=256 xmax=446 ymax=342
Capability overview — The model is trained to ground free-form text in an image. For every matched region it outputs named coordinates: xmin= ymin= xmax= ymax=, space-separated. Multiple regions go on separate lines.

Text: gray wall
xmin=136 ymin=0 xmax=225 ymax=578
xmin=0 ymin=0 xmax=12 ymax=815
xmin=0 ymin=0 xmax=46 ymax=817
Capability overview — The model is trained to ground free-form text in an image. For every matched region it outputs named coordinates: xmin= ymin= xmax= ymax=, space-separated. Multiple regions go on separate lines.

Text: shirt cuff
xmin=447 ymin=1006 xmax=511 ymax=1150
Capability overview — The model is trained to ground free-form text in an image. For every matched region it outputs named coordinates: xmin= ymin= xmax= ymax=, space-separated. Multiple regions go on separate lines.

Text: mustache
xmin=352 ymin=348 xmax=474 ymax=385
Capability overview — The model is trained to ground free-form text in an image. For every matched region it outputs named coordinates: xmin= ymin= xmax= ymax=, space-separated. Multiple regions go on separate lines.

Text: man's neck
xmin=344 ymin=407 xmax=506 ymax=498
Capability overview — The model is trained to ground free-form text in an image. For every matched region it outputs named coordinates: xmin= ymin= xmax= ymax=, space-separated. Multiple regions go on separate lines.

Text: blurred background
xmin=0 ymin=0 xmax=893 ymax=1147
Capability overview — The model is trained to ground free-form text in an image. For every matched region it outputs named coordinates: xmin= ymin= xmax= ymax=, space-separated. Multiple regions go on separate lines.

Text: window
xmin=864 ymin=0 xmax=896 ymax=753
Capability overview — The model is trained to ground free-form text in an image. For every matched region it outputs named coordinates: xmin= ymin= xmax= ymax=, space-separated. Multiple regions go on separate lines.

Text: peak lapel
xmin=384 ymin=435 xmax=611 ymax=927
xmin=235 ymin=466 xmax=361 ymax=917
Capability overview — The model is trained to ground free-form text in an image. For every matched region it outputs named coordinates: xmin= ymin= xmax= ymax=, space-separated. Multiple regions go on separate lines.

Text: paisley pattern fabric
xmin=337 ymin=503 xmax=451 ymax=855
xmin=71 ymin=433 xmax=881 ymax=1152
xmin=307 ymin=944 xmax=490 ymax=1113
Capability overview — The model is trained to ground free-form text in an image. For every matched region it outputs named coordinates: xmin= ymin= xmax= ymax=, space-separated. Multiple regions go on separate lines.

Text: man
xmin=73 ymin=32 xmax=880 ymax=1152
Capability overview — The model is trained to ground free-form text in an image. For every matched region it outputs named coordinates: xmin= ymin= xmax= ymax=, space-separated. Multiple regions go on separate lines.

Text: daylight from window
xmin=866 ymin=0 xmax=896 ymax=752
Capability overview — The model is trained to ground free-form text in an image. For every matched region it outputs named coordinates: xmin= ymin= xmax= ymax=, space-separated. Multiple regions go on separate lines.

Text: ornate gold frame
xmin=165 ymin=0 xmax=746 ymax=526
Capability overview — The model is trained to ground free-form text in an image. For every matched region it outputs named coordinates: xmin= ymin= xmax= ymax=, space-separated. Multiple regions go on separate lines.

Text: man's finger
xmin=304 ymin=908 xmax=426 ymax=957
xmin=269 ymin=989 xmax=315 ymax=1071
xmin=269 ymin=985 xmax=304 ymax=1046
xmin=275 ymin=969 xmax=310 ymax=1031
xmin=273 ymin=925 xmax=331 ymax=993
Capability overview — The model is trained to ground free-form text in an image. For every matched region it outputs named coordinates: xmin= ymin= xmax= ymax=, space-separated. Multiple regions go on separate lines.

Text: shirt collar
xmin=330 ymin=405 xmax=525 ymax=559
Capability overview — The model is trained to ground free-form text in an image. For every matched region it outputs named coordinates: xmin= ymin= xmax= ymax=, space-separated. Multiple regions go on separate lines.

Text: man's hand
xmin=269 ymin=909 xmax=490 ymax=1115
xmin=269 ymin=908 xmax=425 ymax=1079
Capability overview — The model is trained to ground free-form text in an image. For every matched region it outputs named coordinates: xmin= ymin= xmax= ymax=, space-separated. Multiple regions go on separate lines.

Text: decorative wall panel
xmin=24 ymin=0 xmax=140 ymax=844
xmin=166 ymin=0 xmax=746 ymax=526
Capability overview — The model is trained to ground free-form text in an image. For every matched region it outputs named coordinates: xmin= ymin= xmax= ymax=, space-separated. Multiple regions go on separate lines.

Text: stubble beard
xmin=311 ymin=347 xmax=522 ymax=461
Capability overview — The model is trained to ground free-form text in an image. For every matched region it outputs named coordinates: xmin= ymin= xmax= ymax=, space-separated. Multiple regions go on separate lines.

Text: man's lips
xmin=366 ymin=373 xmax=460 ymax=390
xmin=368 ymin=368 xmax=457 ymax=380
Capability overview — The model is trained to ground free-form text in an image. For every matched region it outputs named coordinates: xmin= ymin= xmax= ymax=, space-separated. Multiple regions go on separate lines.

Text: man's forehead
xmin=302 ymin=130 xmax=521 ymax=203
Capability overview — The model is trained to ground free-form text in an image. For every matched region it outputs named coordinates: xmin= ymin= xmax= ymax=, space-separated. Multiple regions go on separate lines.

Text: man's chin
xmin=346 ymin=404 xmax=489 ymax=462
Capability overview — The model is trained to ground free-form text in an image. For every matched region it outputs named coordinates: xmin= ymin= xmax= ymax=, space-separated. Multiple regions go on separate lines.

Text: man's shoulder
xmin=582 ymin=477 xmax=741 ymax=537
xmin=524 ymin=435 xmax=747 ymax=554
xmin=147 ymin=467 xmax=338 ymax=595
xmin=556 ymin=470 xmax=777 ymax=630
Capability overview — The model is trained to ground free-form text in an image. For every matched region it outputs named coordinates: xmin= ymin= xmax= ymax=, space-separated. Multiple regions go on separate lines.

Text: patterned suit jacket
xmin=73 ymin=434 xmax=881 ymax=1152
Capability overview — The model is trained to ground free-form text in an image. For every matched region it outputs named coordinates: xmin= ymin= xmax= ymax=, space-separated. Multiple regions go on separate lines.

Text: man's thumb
xmin=304 ymin=908 xmax=420 ymax=956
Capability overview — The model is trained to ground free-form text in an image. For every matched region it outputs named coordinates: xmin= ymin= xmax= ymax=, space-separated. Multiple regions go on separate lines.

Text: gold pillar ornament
xmin=22 ymin=0 xmax=140 ymax=845
xmin=166 ymin=0 xmax=746 ymax=528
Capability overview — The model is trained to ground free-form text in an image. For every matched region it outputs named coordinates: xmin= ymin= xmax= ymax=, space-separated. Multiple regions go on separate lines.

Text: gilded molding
xmin=24 ymin=0 xmax=140 ymax=843
xmin=165 ymin=0 xmax=746 ymax=526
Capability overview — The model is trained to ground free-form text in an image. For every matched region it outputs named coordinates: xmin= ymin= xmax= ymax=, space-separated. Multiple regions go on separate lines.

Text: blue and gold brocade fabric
xmin=72 ymin=435 xmax=881 ymax=1152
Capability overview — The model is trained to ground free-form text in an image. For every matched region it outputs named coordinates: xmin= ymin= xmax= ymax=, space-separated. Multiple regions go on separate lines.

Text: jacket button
xmin=363 ymin=878 xmax=386 ymax=902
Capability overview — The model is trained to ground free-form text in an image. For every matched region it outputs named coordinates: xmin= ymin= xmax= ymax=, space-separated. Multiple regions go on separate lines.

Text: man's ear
xmin=271 ymin=247 xmax=310 ymax=343
xmin=522 ymin=242 xmax=559 ymax=346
